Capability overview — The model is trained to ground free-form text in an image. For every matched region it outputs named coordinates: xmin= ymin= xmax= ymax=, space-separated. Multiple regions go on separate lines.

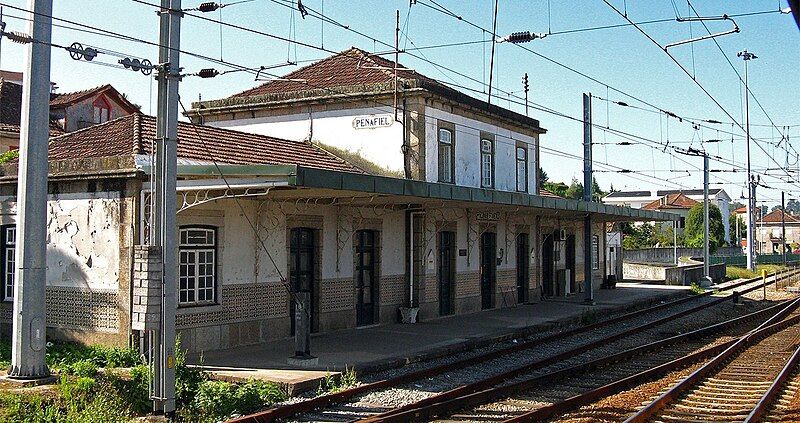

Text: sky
xmin=0 ymin=0 xmax=798 ymax=207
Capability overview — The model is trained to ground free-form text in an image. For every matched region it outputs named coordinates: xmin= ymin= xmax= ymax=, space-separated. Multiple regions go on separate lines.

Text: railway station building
xmin=0 ymin=49 xmax=674 ymax=353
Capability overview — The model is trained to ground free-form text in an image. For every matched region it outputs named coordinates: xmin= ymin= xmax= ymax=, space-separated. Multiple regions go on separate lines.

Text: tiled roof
xmin=232 ymin=47 xmax=438 ymax=98
xmin=734 ymin=206 xmax=747 ymax=214
xmin=604 ymin=190 xmax=653 ymax=199
xmin=0 ymin=79 xmax=22 ymax=126
xmin=657 ymin=189 xmax=723 ymax=197
xmin=0 ymin=71 xmax=23 ymax=82
xmin=49 ymin=84 xmax=138 ymax=112
xmin=47 ymin=113 xmax=364 ymax=173
xmin=641 ymin=193 xmax=699 ymax=210
xmin=759 ymin=209 xmax=800 ymax=224
xmin=539 ymin=188 xmax=562 ymax=199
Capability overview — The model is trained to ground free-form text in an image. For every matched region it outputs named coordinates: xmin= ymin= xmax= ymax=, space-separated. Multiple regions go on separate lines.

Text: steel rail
xmin=743 ymin=342 xmax=800 ymax=423
xmin=503 ymin=299 xmax=800 ymax=422
xmin=361 ymin=295 xmax=800 ymax=423
xmin=230 ymin=270 xmax=794 ymax=423
xmin=623 ymin=295 xmax=800 ymax=423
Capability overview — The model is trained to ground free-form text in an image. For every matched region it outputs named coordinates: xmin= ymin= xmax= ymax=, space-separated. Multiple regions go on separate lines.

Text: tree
xmin=729 ymin=212 xmax=745 ymax=243
xmin=621 ymin=222 xmax=656 ymax=249
xmin=539 ymin=167 xmax=549 ymax=184
xmin=684 ymin=203 xmax=725 ymax=253
xmin=564 ymin=178 xmax=583 ymax=200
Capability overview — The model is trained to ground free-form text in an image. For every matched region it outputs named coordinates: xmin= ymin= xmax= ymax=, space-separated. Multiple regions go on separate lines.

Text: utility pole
xmin=782 ymin=191 xmax=787 ymax=266
xmin=152 ymin=0 xmax=181 ymax=416
xmin=8 ymin=0 xmax=52 ymax=381
xmin=703 ymin=153 xmax=710 ymax=285
xmin=523 ymin=73 xmax=529 ymax=116
xmin=583 ymin=93 xmax=594 ymax=305
xmin=738 ymin=49 xmax=757 ymax=271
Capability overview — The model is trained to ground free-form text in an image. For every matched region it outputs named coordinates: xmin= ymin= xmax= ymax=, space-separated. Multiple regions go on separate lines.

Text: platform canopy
xmin=160 ymin=164 xmax=679 ymax=223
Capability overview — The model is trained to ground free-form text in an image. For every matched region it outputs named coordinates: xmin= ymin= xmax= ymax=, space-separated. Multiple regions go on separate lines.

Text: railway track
xmin=231 ymin=270 xmax=798 ymax=423
xmin=622 ymin=298 xmax=800 ymax=423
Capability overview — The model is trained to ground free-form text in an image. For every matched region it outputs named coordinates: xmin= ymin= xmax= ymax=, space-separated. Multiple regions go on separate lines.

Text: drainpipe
xmin=408 ymin=210 xmax=424 ymax=308
xmin=402 ymin=98 xmax=411 ymax=179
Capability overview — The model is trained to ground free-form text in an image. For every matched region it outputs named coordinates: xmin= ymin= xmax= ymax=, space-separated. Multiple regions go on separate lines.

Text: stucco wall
xmin=207 ymin=106 xmax=405 ymax=172
xmin=423 ymin=106 xmax=537 ymax=194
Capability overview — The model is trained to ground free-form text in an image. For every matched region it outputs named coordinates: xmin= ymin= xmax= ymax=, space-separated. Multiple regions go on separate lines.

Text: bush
xmin=192 ymin=379 xmax=288 ymax=420
xmin=317 ymin=367 xmax=358 ymax=395
xmin=689 ymin=282 xmax=705 ymax=295
xmin=59 ymin=359 xmax=99 ymax=378
xmin=0 ymin=149 xmax=19 ymax=164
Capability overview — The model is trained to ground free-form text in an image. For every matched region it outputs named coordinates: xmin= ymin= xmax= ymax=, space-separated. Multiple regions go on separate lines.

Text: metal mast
xmin=9 ymin=0 xmax=53 ymax=381
xmin=152 ymin=0 xmax=181 ymax=415
xmin=738 ymin=49 xmax=757 ymax=271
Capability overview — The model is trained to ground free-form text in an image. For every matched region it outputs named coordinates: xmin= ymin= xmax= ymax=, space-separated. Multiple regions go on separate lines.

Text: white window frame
xmin=516 ymin=146 xmax=528 ymax=192
xmin=438 ymin=128 xmax=454 ymax=184
xmin=178 ymin=226 xmax=217 ymax=307
xmin=480 ymin=138 xmax=494 ymax=188
xmin=2 ymin=225 xmax=15 ymax=301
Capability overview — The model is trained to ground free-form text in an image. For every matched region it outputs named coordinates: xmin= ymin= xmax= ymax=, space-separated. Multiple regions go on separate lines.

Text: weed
xmin=580 ymin=308 xmax=598 ymax=326
xmin=689 ymin=282 xmax=706 ymax=295
xmin=317 ymin=366 xmax=358 ymax=395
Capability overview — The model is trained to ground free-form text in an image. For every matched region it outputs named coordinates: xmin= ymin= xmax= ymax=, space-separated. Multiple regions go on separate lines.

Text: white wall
xmin=0 ymin=192 xmax=122 ymax=290
xmin=208 ymin=107 xmax=405 ymax=172
xmin=424 ymin=106 xmax=537 ymax=194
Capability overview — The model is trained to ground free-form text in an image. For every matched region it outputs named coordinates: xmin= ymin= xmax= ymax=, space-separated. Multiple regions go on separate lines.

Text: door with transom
xmin=355 ymin=230 xmax=376 ymax=326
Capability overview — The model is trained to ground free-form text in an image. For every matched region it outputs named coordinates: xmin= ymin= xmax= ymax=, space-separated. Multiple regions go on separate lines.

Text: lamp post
xmin=738 ymin=49 xmax=757 ymax=271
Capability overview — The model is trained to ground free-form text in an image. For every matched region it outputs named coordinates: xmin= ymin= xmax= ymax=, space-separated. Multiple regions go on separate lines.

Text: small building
xmin=755 ymin=209 xmax=800 ymax=254
xmin=0 ymin=78 xmax=138 ymax=152
xmin=640 ymin=193 xmax=699 ymax=236
xmin=603 ymin=188 xmax=731 ymax=243
xmin=0 ymin=111 xmax=674 ymax=353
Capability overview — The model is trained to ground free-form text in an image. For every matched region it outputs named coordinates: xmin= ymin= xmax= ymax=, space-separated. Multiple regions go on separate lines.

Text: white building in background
xmin=602 ymin=188 xmax=732 ymax=243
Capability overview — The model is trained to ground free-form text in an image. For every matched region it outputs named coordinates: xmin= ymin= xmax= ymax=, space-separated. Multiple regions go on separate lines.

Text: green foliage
xmin=543 ymin=181 xmax=568 ymax=197
xmin=621 ymin=222 xmax=656 ymax=249
xmin=579 ymin=308 xmax=598 ymax=325
xmin=689 ymin=282 xmax=705 ymax=295
xmin=317 ymin=366 xmax=358 ymax=395
xmin=189 ymin=379 xmax=287 ymax=421
xmin=0 ymin=373 xmax=136 ymax=422
xmin=0 ymin=149 xmax=19 ymax=164
xmin=174 ymin=336 xmax=208 ymax=409
xmin=539 ymin=167 xmax=549 ymax=184
xmin=58 ymin=359 xmax=99 ymax=378
xmin=45 ymin=342 xmax=141 ymax=370
xmin=726 ymin=264 xmax=787 ymax=280
xmin=684 ymin=203 xmax=725 ymax=253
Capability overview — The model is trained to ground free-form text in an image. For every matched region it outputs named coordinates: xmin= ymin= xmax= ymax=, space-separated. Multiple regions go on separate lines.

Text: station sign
xmin=476 ymin=211 xmax=501 ymax=221
xmin=352 ymin=114 xmax=394 ymax=130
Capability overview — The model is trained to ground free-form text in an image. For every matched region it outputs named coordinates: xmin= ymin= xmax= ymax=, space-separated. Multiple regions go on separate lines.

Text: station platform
xmin=192 ymin=283 xmax=689 ymax=394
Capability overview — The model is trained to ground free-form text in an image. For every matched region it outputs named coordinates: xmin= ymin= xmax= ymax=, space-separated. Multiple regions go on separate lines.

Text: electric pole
xmin=523 ymin=73 xmax=529 ymax=116
xmin=583 ymin=93 xmax=594 ymax=305
xmin=152 ymin=0 xmax=181 ymax=416
xmin=782 ymin=191 xmax=787 ymax=266
xmin=703 ymin=153 xmax=710 ymax=285
xmin=738 ymin=49 xmax=757 ymax=271
xmin=9 ymin=0 xmax=53 ymax=381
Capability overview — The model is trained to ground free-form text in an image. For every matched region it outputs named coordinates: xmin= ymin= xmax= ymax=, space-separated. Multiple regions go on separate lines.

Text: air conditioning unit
xmin=559 ymin=229 xmax=567 ymax=241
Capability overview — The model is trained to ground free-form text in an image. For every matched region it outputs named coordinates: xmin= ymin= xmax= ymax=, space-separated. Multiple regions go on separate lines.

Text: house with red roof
xmin=0 ymin=76 xmax=138 ymax=152
xmin=640 ymin=193 xmax=699 ymax=236
xmin=755 ymin=209 xmax=800 ymax=255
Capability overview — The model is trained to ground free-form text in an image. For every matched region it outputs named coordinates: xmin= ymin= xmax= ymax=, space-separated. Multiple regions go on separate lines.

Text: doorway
xmin=566 ymin=234 xmax=576 ymax=294
xmin=516 ymin=232 xmax=530 ymax=304
xmin=355 ymin=230 xmax=376 ymax=326
xmin=480 ymin=232 xmax=497 ymax=310
xmin=289 ymin=227 xmax=316 ymax=334
xmin=438 ymin=231 xmax=456 ymax=316
xmin=542 ymin=233 xmax=554 ymax=297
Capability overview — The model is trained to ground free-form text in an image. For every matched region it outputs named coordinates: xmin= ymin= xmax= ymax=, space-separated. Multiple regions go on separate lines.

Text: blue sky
xmin=0 ymin=0 xmax=798 ymax=206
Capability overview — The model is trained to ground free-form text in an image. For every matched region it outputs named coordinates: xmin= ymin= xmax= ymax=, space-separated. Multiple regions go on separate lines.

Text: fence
xmin=710 ymin=254 xmax=800 ymax=267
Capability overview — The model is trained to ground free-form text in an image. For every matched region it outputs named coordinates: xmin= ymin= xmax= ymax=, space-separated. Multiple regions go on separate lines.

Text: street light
xmin=738 ymin=49 xmax=757 ymax=271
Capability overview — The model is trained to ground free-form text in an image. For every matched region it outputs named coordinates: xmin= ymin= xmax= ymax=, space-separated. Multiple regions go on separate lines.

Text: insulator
xmin=506 ymin=31 xmax=532 ymax=44
xmin=197 ymin=68 xmax=219 ymax=78
xmin=198 ymin=2 xmax=220 ymax=12
xmin=83 ymin=47 xmax=97 ymax=62
xmin=5 ymin=31 xmax=33 ymax=44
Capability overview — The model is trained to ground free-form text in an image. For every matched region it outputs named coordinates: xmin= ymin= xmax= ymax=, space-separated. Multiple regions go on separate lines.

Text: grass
xmin=0 ymin=338 xmax=288 ymax=422
xmin=313 ymin=141 xmax=404 ymax=178
xmin=689 ymin=282 xmax=706 ymax=295
xmin=726 ymin=264 xmax=788 ymax=280
xmin=317 ymin=366 xmax=358 ymax=395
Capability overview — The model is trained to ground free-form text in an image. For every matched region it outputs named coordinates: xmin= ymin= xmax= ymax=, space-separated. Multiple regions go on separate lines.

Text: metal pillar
xmin=783 ymin=191 xmax=787 ymax=265
xmin=703 ymin=154 xmax=710 ymax=284
xmin=152 ymin=0 xmax=181 ymax=415
xmin=8 ymin=0 xmax=53 ymax=380
xmin=739 ymin=50 xmax=757 ymax=271
xmin=583 ymin=93 xmax=594 ymax=304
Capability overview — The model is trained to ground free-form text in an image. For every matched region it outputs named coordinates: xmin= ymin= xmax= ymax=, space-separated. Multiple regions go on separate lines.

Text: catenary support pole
xmin=583 ymin=93 xmax=594 ymax=304
xmin=9 ymin=0 xmax=52 ymax=380
xmin=703 ymin=154 xmax=710 ymax=284
xmin=783 ymin=191 xmax=787 ymax=266
xmin=740 ymin=50 xmax=757 ymax=271
xmin=153 ymin=0 xmax=181 ymax=416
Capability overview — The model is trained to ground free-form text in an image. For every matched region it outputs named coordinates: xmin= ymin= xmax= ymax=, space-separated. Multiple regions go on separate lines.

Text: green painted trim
xmin=289 ymin=167 xmax=678 ymax=221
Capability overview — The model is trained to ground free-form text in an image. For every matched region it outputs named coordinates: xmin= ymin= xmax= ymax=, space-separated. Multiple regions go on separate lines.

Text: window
xmin=92 ymin=96 xmax=111 ymax=124
xmin=480 ymin=138 xmax=494 ymax=188
xmin=516 ymin=146 xmax=528 ymax=192
xmin=1 ymin=225 xmax=15 ymax=301
xmin=592 ymin=235 xmax=600 ymax=270
xmin=438 ymin=128 xmax=454 ymax=183
xmin=178 ymin=226 xmax=217 ymax=306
